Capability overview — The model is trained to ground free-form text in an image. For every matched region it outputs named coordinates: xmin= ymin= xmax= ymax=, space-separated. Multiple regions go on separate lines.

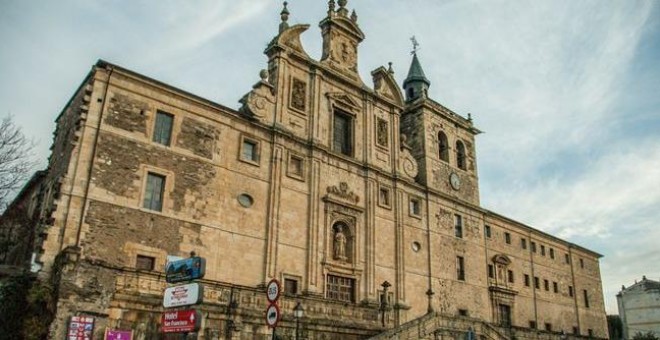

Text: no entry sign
xmin=161 ymin=309 xmax=201 ymax=333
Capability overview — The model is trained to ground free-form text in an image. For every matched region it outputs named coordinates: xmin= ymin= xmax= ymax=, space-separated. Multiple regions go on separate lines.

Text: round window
xmin=411 ymin=241 xmax=421 ymax=252
xmin=237 ymin=194 xmax=254 ymax=208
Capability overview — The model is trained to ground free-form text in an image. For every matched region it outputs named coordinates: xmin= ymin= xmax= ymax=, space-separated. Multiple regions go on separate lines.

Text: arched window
xmin=456 ymin=140 xmax=466 ymax=170
xmin=438 ymin=131 xmax=449 ymax=162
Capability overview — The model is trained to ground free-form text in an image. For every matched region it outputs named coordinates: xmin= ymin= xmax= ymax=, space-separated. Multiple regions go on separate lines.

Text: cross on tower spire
xmin=410 ymin=36 xmax=420 ymax=55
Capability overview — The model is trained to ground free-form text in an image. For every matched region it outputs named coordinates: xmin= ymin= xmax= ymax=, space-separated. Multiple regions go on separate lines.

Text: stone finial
xmin=351 ymin=9 xmax=358 ymax=22
xmin=468 ymin=113 xmax=473 ymax=122
xmin=328 ymin=0 xmax=335 ymax=14
xmin=388 ymin=62 xmax=394 ymax=74
xmin=337 ymin=0 xmax=348 ymax=17
xmin=643 ymin=275 xmax=647 ymax=280
xmin=279 ymin=1 xmax=290 ymax=33
xmin=622 ymin=285 xmax=625 ymax=290
xmin=259 ymin=69 xmax=268 ymax=82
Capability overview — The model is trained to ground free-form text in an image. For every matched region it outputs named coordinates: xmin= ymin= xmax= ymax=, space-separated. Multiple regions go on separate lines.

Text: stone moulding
xmin=326 ymin=182 xmax=359 ymax=204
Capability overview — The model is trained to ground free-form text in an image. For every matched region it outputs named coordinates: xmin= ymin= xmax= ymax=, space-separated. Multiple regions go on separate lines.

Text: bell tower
xmin=319 ymin=0 xmax=365 ymax=81
xmin=400 ymin=43 xmax=482 ymax=205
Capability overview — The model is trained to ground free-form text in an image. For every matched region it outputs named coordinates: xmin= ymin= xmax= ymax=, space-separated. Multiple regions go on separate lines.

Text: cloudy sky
xmin=1 ymin=0 xmax=658 ymax=314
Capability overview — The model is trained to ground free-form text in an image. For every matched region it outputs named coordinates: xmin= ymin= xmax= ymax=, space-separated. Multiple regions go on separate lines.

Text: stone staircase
xmin=368 ymin=312 xmax=510 ymax=340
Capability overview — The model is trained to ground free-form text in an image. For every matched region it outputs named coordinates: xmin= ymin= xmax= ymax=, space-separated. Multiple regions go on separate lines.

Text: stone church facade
xmin=2 ymin=1 xmax=607 ymax=339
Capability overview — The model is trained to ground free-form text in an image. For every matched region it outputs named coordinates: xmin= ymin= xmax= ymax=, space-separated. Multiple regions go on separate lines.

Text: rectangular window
xmin=540 ymin=245 xmax=546 ymax=256
xmin=504 ymin=232 xmax=511 ymax=244
xmin=580 ymin=258 xmax=585 ymax=268
xmin=333 ymin=110 xmax=353 ymax=156
xmin=545 ymin=323 xmax=552 ymax=332
xmin=485 ymin=225 xmax=491 ymax=238
xmin=553 ymin=281 xmax=558 ymax=293
xmin=565 ymin=253 xmax=570 ymax=264
xmin=488 ymin=264 xmax=494 ymax=278
xmin=284 ymin=278 xmax=299 ymax=295
xmin=588 ymin=329 xmax=594 ymax=337
xmin=153 ymin=111 xmax=174 ymax=146
xmin=508 ymin=270 xmax=514 ymax=283
xmin=573 ymin=327 xmax=579 ymax=335
xmin=454 ymin=214 xmax=463 ymax=238
xmin=521 ymin=238 xmax=527 ymax=249
xmin=143 ymin=172 xmax=165 ymax=211
xmin=241 ymin=138 xmax=259 ymax=163
xmin=550 ymin=248 xmax=555 ymax=259
xmin=378 ymin=187 xmax=391 ymax=208
xmin=529 ymin=321 xmax=537 ymax=329
xmin=136 ymin=255 xmax=155 ymax=271
xmin=583 ymin=289 xmax=590 ymax=308
xmin=458 ymin=309 xmax=468 ymax=317
xmin=289 ymin=155 xmax=304 ymax=177
xmin=456 ymin=256 xmax=465 ymax=281
xmin=534 ymin=277 xmax=540 ymax=289
xmin=409 ymin=198 xmax=421 ymax=216
xmin=524 ymin=274 xmax=530 ymax=287
xmin=569 ymin=285 xmax=574 ymax=297
xmin=327 ymin=274 xmax=355 ymax=303
xmin=531 ymin=242 xmax=537 ymax=253
xmin=544 ymin=279 xmax=549 ymax=291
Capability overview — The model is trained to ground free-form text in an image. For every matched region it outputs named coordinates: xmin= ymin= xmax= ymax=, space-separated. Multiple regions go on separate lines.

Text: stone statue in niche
xmin=290 ymin=78 xmax=306 ymax=111
xmin=334 ymin=225 xmax=348 ymax=261
xmin=376 ymin=118 xmax=388 ymax=147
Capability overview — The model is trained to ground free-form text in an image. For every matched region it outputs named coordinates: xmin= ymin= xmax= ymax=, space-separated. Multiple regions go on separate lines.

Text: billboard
xmin=165 ymin=257 xmax=205 ymax=283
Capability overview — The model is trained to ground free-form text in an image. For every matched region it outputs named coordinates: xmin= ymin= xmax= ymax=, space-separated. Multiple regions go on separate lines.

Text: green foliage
xmin=0 ymin=274 xmax=31 ymax=339
xmin=0 ymin=273 xmax=56 ymax=340
xmin=633 ymin=331 xmax=660 ymax=340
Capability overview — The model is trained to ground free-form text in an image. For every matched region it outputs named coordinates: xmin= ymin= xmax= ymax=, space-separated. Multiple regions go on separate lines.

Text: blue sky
xmin=1 ymin=0 xmax=658 ymax=314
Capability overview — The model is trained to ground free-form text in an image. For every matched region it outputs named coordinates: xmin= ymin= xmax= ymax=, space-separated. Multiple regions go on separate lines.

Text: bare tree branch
xmin=0 ymin=115 xmax=36 ymax=209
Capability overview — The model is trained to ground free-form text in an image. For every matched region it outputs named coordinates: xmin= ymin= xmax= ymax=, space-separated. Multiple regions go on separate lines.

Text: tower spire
xmin=403 ymin=36 xmax=430 ymax=101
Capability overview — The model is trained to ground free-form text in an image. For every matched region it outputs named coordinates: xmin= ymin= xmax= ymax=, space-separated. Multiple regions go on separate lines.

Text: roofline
xmin=95 ymin=59 xmax=239 ymax=115
xmin=1 ymin=170 xmax=46 ymax=215
xmin=484 ymin=209 xmax=604 ymax=258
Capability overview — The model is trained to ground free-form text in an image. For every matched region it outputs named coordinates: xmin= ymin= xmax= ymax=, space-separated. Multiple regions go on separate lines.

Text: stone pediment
xmin=326 ymin=92 xmax=360 ymax=112
xmin=371 ymin=66 xmax=404 ymax=107
xmin=492 ymin=254 xmax=511 ymax=265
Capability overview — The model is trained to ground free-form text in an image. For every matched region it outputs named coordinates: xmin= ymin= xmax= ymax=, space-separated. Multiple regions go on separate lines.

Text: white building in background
xmin=617 ymin=276 xmax=660 ymax=339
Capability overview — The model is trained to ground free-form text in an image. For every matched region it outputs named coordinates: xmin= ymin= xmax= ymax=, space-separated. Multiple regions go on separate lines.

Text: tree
xmin=0 ymin=115 xmax=35 ymax=209
xmin=633 ymin=331 xmax=660 ymax=340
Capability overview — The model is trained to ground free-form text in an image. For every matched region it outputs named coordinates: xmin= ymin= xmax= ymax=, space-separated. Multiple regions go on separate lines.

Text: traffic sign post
xmin=265 ymin=278 xmax=281 ymax=339
xmin=266 ymin=279 xmax=281 ymax=303
xmin=265 ymin=304 xmax=280 ymax=328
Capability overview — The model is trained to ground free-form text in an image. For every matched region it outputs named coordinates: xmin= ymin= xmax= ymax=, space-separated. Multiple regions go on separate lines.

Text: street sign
xmin=161 ymin=310 xmax=201 ymax=333
xmin=67 ymin=315 xmax=94 ymax=340
xmin=165 ymin=257 xmax=206 ymax=283
xmin=105 ymin=329 xmax=133 ymax=340
xmin=163 ymin=283 xmax=204 ymax=308
xmin=265 ymin=304 xmax=280 ymax=328
xmin=266 ymin=279 xmax=281 ymax=303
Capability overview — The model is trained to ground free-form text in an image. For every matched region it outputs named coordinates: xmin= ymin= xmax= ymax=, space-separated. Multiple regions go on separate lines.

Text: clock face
xmin=450 ymin=172 xmax=461 ymax=190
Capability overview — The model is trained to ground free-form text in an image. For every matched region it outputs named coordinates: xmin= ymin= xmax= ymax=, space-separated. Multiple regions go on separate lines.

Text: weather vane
xmin=410 ymin=36 xmax=420 ymax=55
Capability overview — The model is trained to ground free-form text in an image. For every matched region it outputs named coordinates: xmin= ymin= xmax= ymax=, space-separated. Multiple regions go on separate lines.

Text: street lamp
xmin=293 ymin=302 xmax=304 ymax=340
